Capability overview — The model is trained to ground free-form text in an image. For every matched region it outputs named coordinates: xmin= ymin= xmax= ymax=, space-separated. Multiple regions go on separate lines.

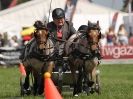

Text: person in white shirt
xmin=64 ymin=0 xmax=77 ymax=22
xmin=117 ymin=24 xmax=128 ymax=45
xmin=9 ymin=35 xmax=19 ymax=48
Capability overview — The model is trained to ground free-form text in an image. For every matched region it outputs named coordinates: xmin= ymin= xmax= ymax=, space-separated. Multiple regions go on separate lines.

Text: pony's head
xmin=33 ymin=21 xmax=48 ymax=50
xmin=86 ymin=21 xmax=101 ymax=51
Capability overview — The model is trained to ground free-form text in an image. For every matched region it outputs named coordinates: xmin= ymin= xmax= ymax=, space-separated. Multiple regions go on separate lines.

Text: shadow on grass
xmin=0 ymin=94 xmax=44 ymax=99
xmin=0 ymin=95 xmax=22 ymax=99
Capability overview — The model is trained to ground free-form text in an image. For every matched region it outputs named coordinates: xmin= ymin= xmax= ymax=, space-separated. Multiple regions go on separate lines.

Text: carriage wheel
xmin=95 ymin=69 xmax=101 ymax=95
xmin=57 ymin=66 xmax=63 ymax=93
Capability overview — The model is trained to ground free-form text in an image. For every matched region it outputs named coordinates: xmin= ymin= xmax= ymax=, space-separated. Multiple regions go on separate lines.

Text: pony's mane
xmin=88 ymin=21 xmax=100 ymax=31
xmin=34 ymin=20 xmax=47 ymax=30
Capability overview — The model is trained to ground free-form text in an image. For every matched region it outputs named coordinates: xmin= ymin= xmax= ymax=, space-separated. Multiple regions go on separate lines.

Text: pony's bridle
xmin=86 ymin=28 xmax=102 ymax=61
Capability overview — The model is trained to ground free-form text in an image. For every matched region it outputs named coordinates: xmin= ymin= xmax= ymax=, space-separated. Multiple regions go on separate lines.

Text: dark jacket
xmin=47 ymin=21 xmax=76 ymax=56
xmin=47 ymin=21 xmax=76 ymax=41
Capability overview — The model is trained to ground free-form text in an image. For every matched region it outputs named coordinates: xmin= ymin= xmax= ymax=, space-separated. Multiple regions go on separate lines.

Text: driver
xmin=47 ymin=8 xmax=77 ymax=57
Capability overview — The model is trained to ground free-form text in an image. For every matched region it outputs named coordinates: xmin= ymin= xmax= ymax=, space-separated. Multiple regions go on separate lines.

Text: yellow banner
xmin=21 ymin=26 xmax=35 ymax=36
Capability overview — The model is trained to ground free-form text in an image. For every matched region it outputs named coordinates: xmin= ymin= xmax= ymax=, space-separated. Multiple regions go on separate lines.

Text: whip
xmin=47 ymin=0 xmax=53 ymax=23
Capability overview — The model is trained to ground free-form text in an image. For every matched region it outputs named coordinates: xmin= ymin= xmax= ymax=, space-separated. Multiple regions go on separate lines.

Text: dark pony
xmin=65 ymin=21 xmax=101 ymax=96
xmin=20 ymin=21 xmax=55 ymax=95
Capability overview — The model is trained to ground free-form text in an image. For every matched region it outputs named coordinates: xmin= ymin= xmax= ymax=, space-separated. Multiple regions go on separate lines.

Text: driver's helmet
xmin=52 ymin=8 xmax=65 ymax=19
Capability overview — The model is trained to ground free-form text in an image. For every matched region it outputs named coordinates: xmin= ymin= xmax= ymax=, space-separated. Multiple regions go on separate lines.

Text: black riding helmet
xmin=52 ymin=8 xmax=65 ymax=19
xmin=78 ymin=25 xmax=88 ymax=33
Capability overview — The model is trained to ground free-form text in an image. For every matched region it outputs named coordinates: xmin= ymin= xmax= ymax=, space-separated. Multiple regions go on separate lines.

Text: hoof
xmin=85 ymin=87 xmax=94 ymax=95
xmin=95 ymin=84 xmax=101 ymax=95
xmin=90 ymin=87 xmax=95 ymax=94
xmin=21 ymin=87 xmax=31 ymax=96
xmin=25 ymin=87 xmax=32 ymax=95
xmin=74 ymin=94 xmax=79 ymax=97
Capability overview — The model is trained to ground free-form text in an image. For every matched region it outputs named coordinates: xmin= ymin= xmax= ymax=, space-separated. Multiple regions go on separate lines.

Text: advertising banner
xmin=101 ymin=46 xmax=133 ymax=64
xmin=101 ymin=46 xmax=133 ymax=59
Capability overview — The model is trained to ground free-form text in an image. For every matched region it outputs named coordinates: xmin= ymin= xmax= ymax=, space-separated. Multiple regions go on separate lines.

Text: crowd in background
xmin=100 ymin=24 xmax=133 ymax=47
xmin=0 ymin=32 xmax=22 ymax=48
xmin=0 ymin=0 xmax=133 ymax=49
xmin=0 ymin=23 xmax=133 ymax=49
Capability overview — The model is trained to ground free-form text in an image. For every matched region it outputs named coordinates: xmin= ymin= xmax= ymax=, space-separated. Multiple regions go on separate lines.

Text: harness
xmin=21 ymin=38 xmax=56 ymax=62
xmin=71 ymin=34 xmax=101 ymax=60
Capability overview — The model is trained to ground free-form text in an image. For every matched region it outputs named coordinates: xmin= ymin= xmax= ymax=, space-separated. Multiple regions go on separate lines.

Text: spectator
xmin=117 ymin=24 xmax=128 ymax=45
xmin=47 ymin=8 xmax=76 ymax=56
xmin=88 ymin=0 xmax=92 ymax=2
xmin=106 ymin=26 xmax=117 ymax=46
xmin=64 ymin=0 xmax=77 ymax=22
xmin=8 ymin=35 xmax=19 ymax=48
xmin=0 ymin=33 xmax=5 ymax=47
xmin=112 ymin=34 xmax=118 ymax=46
xmin=3 ymin=32 xmax=8 ymax=46
xmin=129 ymin=35 xmax=133 ymax=45
xmin=99 ymin=33 xmax=107 ymax=47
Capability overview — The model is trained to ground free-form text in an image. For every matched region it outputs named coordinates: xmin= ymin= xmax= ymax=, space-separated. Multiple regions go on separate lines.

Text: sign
xmin=101 ymin=46 xmax=133 ymax=59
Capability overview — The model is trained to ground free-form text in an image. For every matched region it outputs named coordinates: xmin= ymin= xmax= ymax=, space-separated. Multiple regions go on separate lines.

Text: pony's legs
xmin=69 ymin=58 xmax=77 ymax=96
xmin=37 ymin=74 xmax=44 ymax=95
xmin=85 ymin=59 xmax=98 ymax=87
xmin=91 ymin=59 xmax=101 ymax=94
xmin=92 ymin=58 xmax=99 ymax=87
xmin=70 ymin=66 xmax=78 ymax=96
xmin=47 ymin=61 xmax=55 ymax=73
xmin=69 ymin=58 xmax=82 ymax=96
xmin=85 ymin=60 xmax=94 ymax=86
xmin=32 ymin=70 xmax=38 ymax=95
xmin=37 ymin=61 xmax=54 ymax=95
xmin=23 ymin=66 xmax=31 ymax=89
xmin=76 ymin=65 xmax=84 ymax=93
xmin=36 ymin=61 xmax=55 ymax=95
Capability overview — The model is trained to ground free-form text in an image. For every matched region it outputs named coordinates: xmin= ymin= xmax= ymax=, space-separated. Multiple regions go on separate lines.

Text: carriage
xmin=19 ymin=20 xmax=101 ymax=97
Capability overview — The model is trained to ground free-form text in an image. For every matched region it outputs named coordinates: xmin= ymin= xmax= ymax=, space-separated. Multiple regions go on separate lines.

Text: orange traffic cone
xmin=19 ymin=63 xmax=26 ymax=76
xmin=44 ymin=72 xmax=62 ymax=99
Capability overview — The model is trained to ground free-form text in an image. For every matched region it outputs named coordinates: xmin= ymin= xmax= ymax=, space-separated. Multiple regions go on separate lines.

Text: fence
xmin=0 ymin=47 xmax=21 ymax=66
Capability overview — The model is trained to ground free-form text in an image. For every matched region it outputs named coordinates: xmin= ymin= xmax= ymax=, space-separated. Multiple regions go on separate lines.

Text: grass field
xmin=0 ymin=64 xmax=133 ymax=99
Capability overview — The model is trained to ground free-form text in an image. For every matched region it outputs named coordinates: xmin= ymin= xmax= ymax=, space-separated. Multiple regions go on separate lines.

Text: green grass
xmin=0 ymin=64 xmax=133 ymax=99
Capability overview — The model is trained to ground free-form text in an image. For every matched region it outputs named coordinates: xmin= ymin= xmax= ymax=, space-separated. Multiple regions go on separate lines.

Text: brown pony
xmin=65 ymin=21 xmax=101 ymax=96
xmin=20 ymin=21 xmax=55 ymax=95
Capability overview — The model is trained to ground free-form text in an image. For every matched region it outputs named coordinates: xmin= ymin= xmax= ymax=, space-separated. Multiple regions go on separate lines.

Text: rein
xmin=51 ymin=35 xmax=94 ymax=53
xmin=41 ymin=45 xmax=55 ymax=50
xmin=51 ymin=32 xmax=83 ymax=44
xmin=37 ymin=38 xmax=55 ymax=50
